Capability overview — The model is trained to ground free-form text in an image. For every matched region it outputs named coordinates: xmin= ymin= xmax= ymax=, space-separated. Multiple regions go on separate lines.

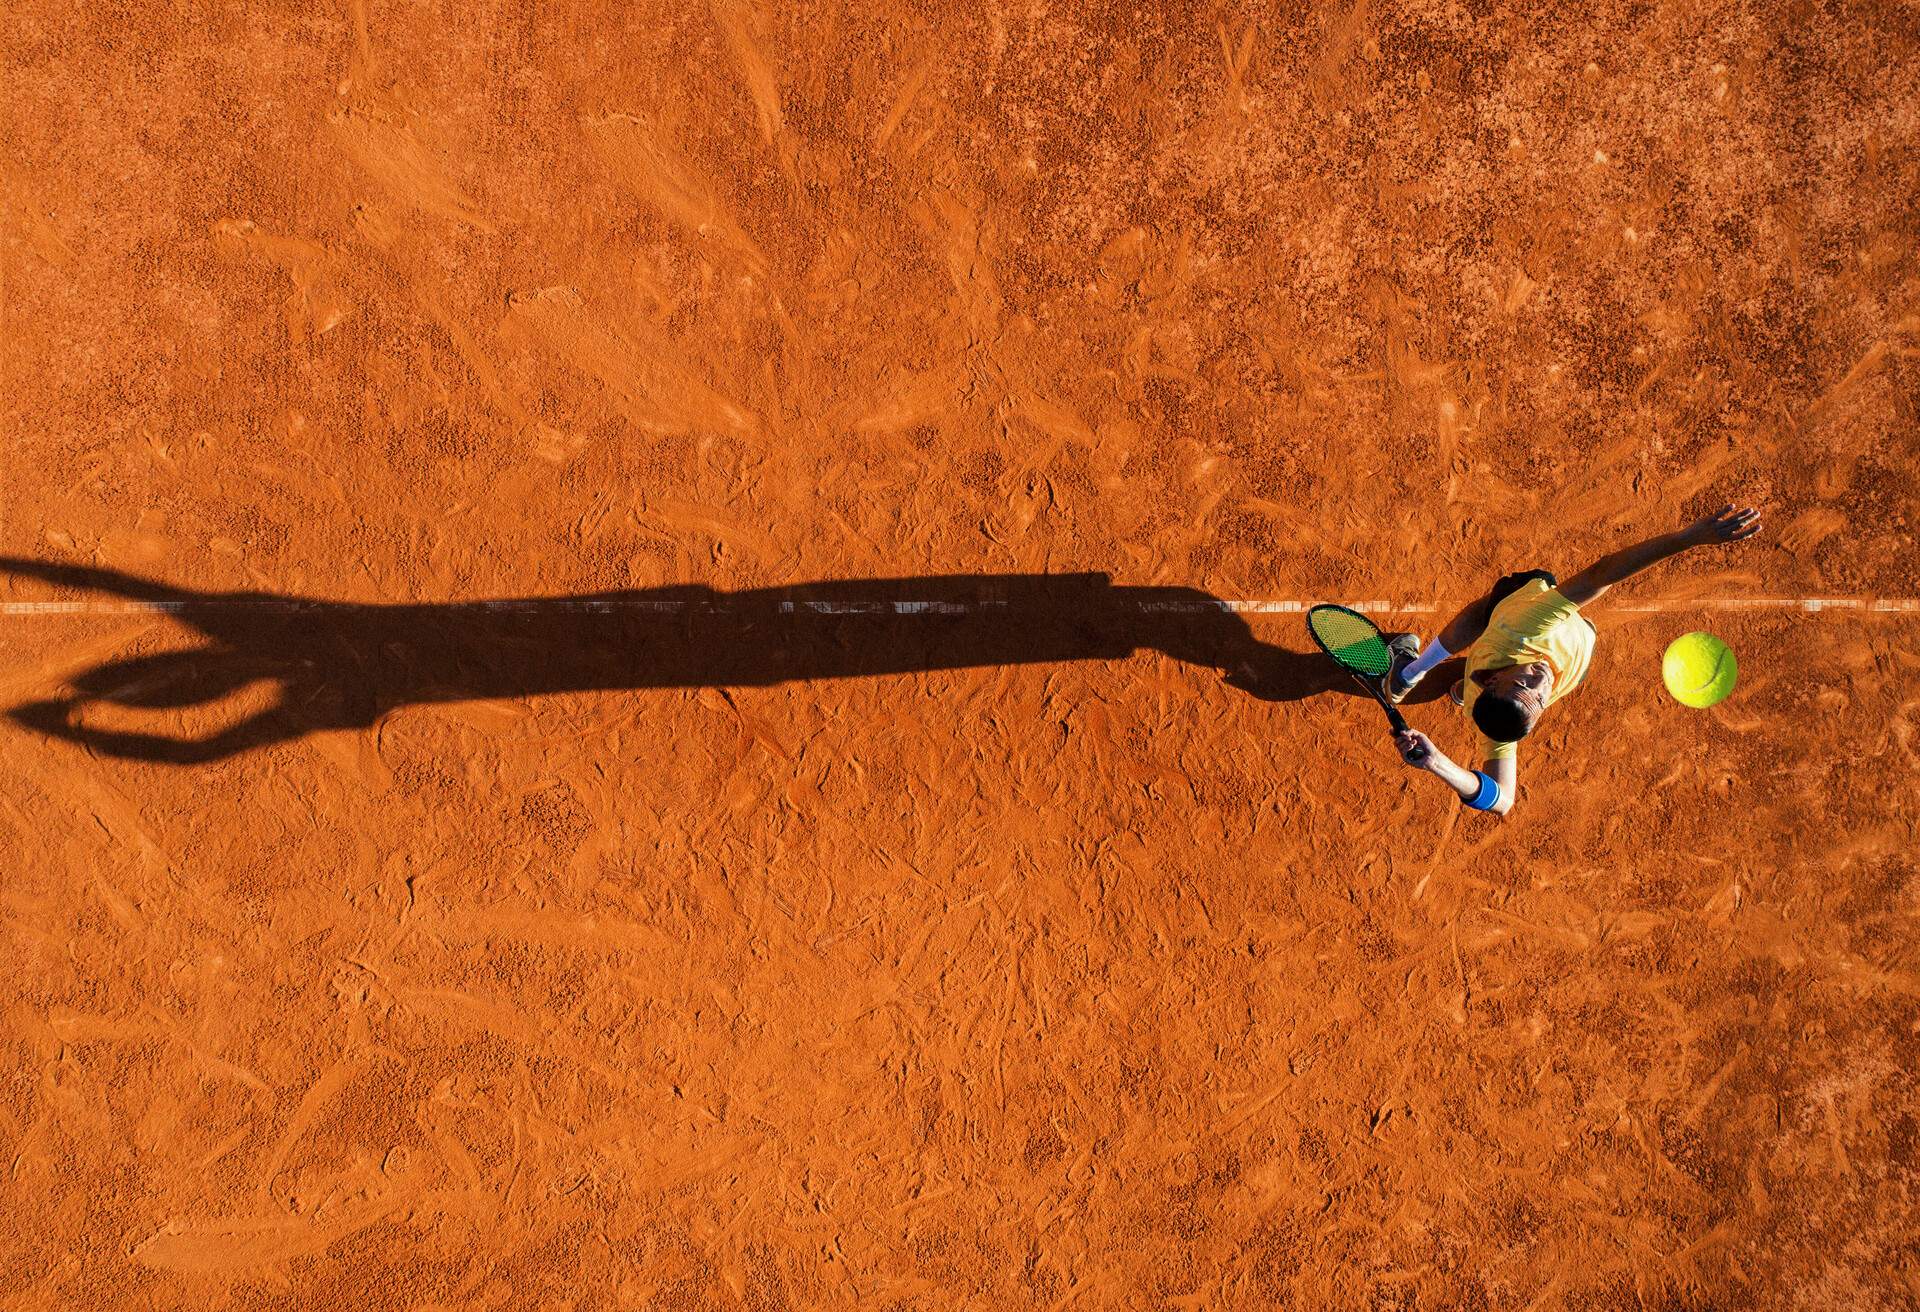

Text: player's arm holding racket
xmin=1392 ymin=730 xmax=1516 ymax=817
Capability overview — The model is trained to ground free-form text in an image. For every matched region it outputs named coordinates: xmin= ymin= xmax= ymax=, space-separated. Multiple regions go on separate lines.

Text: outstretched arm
xmin=1560 ymin=505 xmax=1762 ymax=606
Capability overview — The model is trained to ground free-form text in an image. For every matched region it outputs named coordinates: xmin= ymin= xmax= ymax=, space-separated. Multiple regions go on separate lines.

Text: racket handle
xmin=1377 ymin=698 xmax=1431 ymax=762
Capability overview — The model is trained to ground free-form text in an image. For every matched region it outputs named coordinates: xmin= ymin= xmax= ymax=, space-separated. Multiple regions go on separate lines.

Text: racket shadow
xmin=1223 ymin=648 xmax=1462 ymax=708
xmin=0 ymin=556 xmax=1446 ymax=764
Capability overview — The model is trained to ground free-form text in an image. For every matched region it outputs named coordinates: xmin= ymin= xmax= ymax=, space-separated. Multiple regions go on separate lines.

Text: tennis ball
xmin=1662 ymin=631 xmax=1737 ymax=708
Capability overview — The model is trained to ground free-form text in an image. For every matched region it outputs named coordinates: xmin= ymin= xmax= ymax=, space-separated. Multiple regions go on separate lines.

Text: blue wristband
xmin=1464 ymin=771 xmax=1501 ymax=811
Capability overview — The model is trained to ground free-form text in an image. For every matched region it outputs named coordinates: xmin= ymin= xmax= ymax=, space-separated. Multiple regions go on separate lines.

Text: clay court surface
xmin=4 ymin=1 xmax=1920 ymax=1307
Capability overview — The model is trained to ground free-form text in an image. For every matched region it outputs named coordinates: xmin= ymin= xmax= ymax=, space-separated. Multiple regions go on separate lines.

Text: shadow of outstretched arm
xmin=0 ymin=555 xmax=232 ymax=605
xmin=0 ymin=561 xmax=1450 ymax=764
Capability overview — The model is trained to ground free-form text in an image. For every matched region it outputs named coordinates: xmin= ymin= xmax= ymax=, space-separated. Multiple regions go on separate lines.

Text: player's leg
xmin=1388 ymin=592 xmax=1493 ymax=702
xmin=1491 ymin=568 xmax=1557 ymax=602
xmin=1390 ymin=567 xmax=1560 ymax=702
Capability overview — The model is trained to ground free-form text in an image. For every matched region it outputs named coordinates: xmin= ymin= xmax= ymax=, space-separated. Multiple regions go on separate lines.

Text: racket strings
xmin=1307 ymin=607 xmax=1394 ymax=677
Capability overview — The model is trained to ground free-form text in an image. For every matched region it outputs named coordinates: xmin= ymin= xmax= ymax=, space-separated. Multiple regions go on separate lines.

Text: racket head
xmin=1306 ymin=604 xmax=1396 ymax=678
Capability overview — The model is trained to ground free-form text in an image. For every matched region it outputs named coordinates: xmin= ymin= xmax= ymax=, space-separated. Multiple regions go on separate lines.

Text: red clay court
xmin=3 ymin=2 xmax=1917 ymax=1307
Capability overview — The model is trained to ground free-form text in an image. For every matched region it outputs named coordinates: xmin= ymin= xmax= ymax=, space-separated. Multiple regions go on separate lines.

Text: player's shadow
xmin=0 ymin=558 xmax=1458 ymax=764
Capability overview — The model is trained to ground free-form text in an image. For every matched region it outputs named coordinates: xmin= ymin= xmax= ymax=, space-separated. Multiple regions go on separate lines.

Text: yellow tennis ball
xmin=1663 ymin=631 xmax=1737 ymax=708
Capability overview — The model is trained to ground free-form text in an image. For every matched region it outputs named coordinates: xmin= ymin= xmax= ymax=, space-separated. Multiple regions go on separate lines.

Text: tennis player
xmin=1383 ymin=504 xmax=1762 ymax=816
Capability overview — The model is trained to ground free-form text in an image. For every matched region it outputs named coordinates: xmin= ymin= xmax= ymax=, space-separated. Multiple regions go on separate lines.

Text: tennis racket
xmin=1305 ymin=604 xmax=1423 ymax=757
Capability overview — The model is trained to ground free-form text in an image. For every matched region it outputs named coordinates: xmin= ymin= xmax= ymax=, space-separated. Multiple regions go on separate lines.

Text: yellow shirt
xmin=1460 ymin=581 xmax=1595 ymax=761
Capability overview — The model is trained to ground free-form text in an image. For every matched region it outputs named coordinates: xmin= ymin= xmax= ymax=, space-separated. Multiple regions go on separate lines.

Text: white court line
xmin=0 ymin=597 xmax=1916 ymax=616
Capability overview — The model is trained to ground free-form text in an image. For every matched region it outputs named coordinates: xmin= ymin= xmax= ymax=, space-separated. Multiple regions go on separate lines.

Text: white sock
xmin=1400 ymin=637 xmax=1451 ymax=682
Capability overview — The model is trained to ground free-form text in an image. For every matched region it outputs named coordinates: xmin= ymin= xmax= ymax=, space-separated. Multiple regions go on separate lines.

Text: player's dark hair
xmin=1472 ymin=692 xmax=1533 ymax=744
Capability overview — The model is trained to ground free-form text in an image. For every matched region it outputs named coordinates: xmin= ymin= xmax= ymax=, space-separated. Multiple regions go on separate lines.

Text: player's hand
xmin=1681 ymin=504 xmax=1761 ymax=547
xmin=1393 ymin=729 xmax=1435 ymax=770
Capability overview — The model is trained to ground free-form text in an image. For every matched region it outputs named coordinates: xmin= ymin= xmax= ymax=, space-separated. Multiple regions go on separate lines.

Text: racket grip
xmin=1387 ymin=706 xmax=1409 ymax=735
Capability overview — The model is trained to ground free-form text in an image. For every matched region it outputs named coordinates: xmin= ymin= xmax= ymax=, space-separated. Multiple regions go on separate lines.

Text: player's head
xmin=1471 ymin=662 xmax=1553 ymax=743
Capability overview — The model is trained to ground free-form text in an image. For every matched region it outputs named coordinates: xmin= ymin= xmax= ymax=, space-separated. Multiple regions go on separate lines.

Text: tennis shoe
xmin=1383 ymin=632 xmax=1422 ymax=703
